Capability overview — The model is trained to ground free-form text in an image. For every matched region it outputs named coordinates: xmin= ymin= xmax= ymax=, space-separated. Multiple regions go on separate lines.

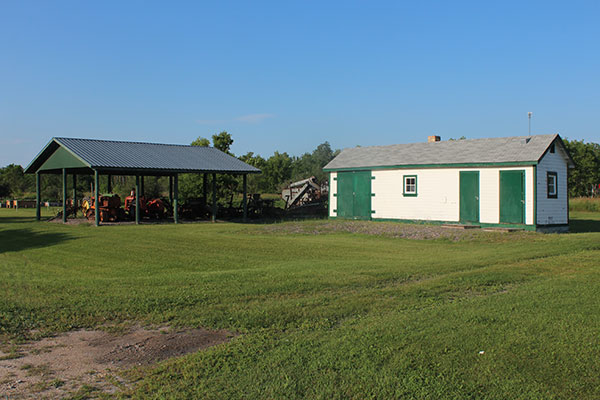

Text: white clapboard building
xmin=324 ymin=134 xmax=574 ymax=232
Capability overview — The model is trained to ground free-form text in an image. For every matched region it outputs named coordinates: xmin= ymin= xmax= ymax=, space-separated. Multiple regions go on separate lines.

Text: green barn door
xmin=460 ymin=171 xmax=480 ymax=223
xmin=500 ymin=170 xmax=525 ymax=224
xmin=352 ymin=171 xmax=372 ymax=219
xmin=336 ymin=171 xmax=371 ymax=219
xmin=336 ymin=172 xmax=354 ymax=218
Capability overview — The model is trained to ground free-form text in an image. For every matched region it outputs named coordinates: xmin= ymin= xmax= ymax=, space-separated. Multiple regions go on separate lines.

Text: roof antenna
xmin=528 ymin=112 xmax=532 ymax=136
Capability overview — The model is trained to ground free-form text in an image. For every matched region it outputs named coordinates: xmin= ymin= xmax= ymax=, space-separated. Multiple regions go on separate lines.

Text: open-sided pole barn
xmin=25 ymin=137 xmax=260 ymax=226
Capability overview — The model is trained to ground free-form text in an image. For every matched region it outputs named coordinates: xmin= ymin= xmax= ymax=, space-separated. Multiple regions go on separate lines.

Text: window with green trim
xmin=403 ymin=175 xmax=417 ymax=196
xmin=547 ymin=171 xmax=557 ymax=198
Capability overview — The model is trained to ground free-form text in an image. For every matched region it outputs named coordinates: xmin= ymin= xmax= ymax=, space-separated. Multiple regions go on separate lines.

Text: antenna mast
xmin=528 ymin=112 xmax=533 ymax=135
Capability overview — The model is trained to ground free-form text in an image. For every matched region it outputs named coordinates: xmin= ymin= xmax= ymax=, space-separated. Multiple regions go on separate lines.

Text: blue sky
xmin=1 ymin=1 xmax=599 ymax=166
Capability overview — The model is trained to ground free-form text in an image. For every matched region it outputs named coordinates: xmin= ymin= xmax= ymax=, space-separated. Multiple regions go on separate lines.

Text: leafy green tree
xmin=263 ymin=152 xmax=293 ymax=192
xmin=212 ymin=131 xmax=233 ymax=154
xmin=0 ymin=181 xmax=9 ymax=198
xmin=191 ymin=137 xmax=210 ymax=147
xmin=563 ymin=139 xmax=600 ymax=197
xmin=239 ymin=152 xmax=267 ymax=193
xmin=291 ymin=142 xmax=338 ymax=182
xmin=179 ymin=136 xmax=210 ymax=200
xmin=0 ymin=131 xmax=342 ymax=203
xmin=211 ymin=131 xmax=238 ymax=205
xmin=0 ymin=164 xmax=33 ymax=197
xmin=40 ymin=174 xmax=62 ymax=201
xmin=180 ymin=132 xmax=238 ymax=203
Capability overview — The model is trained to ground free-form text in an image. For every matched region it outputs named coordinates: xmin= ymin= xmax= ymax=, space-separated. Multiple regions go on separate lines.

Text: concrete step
xmin=481 ymin=227 xmax=524 ymax=232
xmin=441 ymin=224 xmax=481 ymax=230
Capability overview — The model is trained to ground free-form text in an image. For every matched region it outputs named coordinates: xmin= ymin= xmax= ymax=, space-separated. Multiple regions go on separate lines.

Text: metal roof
xmin=324 ymin=134 xmax=575 ymax=170
xmin=25 ymin=137 xmax=261 ymax=174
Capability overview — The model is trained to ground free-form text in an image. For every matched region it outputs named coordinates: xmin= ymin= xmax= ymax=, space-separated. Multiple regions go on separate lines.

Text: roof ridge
xmin=324 ymin=133 xmax=562 ymax=170
xmin=342 ymin=133 xmax=558 ymax=151
xmin=54 ymin=136 xmax=210 ymax=148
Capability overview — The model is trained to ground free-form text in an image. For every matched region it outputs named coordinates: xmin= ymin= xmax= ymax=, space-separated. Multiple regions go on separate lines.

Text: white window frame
xmin=547 ymin=172 xmax=557 ymax=198
xmin=403 ymin=175 xmax=417 ymax=197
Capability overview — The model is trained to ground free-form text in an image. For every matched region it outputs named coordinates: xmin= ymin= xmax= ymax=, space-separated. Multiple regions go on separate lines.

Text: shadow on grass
xmin=569 ymin=219 xmax=600 ymax=233
xmin=0 ymin=228 xmax=73 ymax=253
xmin=0 ymin=216 xmax=45 ymax=224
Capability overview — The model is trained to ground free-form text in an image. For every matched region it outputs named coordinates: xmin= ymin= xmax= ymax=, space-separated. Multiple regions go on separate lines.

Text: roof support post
xmin=107 ymin=175 xmax=112 ymax=193
xmin=140 ymin=176 xmax=144 ymax=199
xmin=62 ymin=168 xmax=67 ymax=223
xmin=173 ymin=174 xmax=179 ymax=224
xmin=212 ymin=173 xmax=217 ymax=223
xmin=243 ymin=174 xmax=247 ymax=222
xmin=35 ymin=173 xmax=41 ymax=221
xmin=135 ymin=175 xmax=140 ymax=225
xmin=203 ymin=173 xmax=208 ymax=206
xmin=72 ymin=174 xmax=77 ymax=218
xmin=94 ymin=170 xmax=100 ymax=227
xmin=168 ymin=176 xmax=173 ymax=205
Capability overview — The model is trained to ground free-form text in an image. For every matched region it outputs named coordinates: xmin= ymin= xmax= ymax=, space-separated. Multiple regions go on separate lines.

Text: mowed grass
xmin=1 ymin=209 xmax=600 ymax=399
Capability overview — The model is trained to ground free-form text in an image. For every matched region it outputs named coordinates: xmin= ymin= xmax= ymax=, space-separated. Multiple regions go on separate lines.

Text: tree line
xmin=1 ymin=136 xmax=598 ymax=201
xmin=0 ymin=132 xmax=340 ymax=204
xmin=563 ymin=139 xmax=600 ymax=197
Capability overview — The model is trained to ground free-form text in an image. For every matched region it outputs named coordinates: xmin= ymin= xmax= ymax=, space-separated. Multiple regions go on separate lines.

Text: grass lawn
xmin=1 ymin=209 xmax=600 ymax=399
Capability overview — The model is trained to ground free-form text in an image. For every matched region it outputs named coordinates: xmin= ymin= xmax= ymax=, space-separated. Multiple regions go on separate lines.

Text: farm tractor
xmin=81 ymin=191 xmax=169 ymax=222
xmin=82 ymin=194 xmax=125 ymax=222
xmin=124 ymin=193 xmax=168 ymax=219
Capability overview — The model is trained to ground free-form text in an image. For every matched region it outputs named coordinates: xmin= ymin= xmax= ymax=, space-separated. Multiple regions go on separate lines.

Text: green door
xmin=336 ymin=171 xmax=371 ymax=219
xmin=500 ymin=170 xmax=525 ymax=224
xmin=460 ymin=171 xmax=480 ymax=223
xmin=336 ymin=172 xmax=354 ymax=218
xmin=352 ymin=171 xmax=371 ymax=219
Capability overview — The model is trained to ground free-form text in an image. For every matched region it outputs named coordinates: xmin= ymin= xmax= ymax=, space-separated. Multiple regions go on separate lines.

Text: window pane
xmin=404 ymin=176 xmax=416 ymax=194
xmin=547 ymin=173 xmax=557 ymax=196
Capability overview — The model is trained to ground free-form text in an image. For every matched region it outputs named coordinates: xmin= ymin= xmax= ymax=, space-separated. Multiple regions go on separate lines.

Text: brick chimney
xmin=428 ymin=135 xmax=441 ymax=143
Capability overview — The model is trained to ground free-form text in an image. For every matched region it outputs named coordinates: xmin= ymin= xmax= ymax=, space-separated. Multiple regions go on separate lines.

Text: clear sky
xmin=1 ymin=1 xmax=599 ymax=167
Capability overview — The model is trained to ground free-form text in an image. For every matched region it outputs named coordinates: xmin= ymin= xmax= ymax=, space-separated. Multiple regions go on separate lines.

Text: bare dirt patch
xmin=0 ymin=325 xmax=234 ymax=399
xmin=262 ymin=220 xmax=537 ymax=241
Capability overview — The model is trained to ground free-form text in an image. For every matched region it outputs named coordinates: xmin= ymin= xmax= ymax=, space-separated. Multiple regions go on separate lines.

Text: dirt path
xmin=0 ymin=326 xmax=234 ymax=399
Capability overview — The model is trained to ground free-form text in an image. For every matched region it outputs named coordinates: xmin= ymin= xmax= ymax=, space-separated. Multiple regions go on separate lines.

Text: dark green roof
xmin=25 ymin=137 xmax=261 ymax=175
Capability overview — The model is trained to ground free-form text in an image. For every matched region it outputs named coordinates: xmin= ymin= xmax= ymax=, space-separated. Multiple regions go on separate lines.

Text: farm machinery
xmin=82 ymin=194 xmax=125 ymax=222
xmin=178 ymin=197 xmax=211 ymax=220
xmin=124 ymin=193 xmax=168 ymax=219
xmin=281 ymin=176 xmax=328 ymax=216
xmin=81 ymin=191 xmax=169 ymax=222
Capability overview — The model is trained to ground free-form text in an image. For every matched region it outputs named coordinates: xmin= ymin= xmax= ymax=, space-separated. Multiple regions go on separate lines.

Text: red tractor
xmin=124 ymin=192 xmax=167 ymax=220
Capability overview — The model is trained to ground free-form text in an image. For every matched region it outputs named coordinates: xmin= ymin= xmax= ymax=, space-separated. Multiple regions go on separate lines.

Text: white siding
xmin=329 ymin=172 xmax=337 ymax=217
xmin=371 ymin=168 xmax=459 ymax=221
xmin=537 ymin=145 xmax=569 ymax=225
xmin=479 ymin=166 xmax=535 ymax=225
xmin=370 ymin=166 xmax=534 ymax=224
xmin=479 ymin=169 xmax=498 ymax=223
